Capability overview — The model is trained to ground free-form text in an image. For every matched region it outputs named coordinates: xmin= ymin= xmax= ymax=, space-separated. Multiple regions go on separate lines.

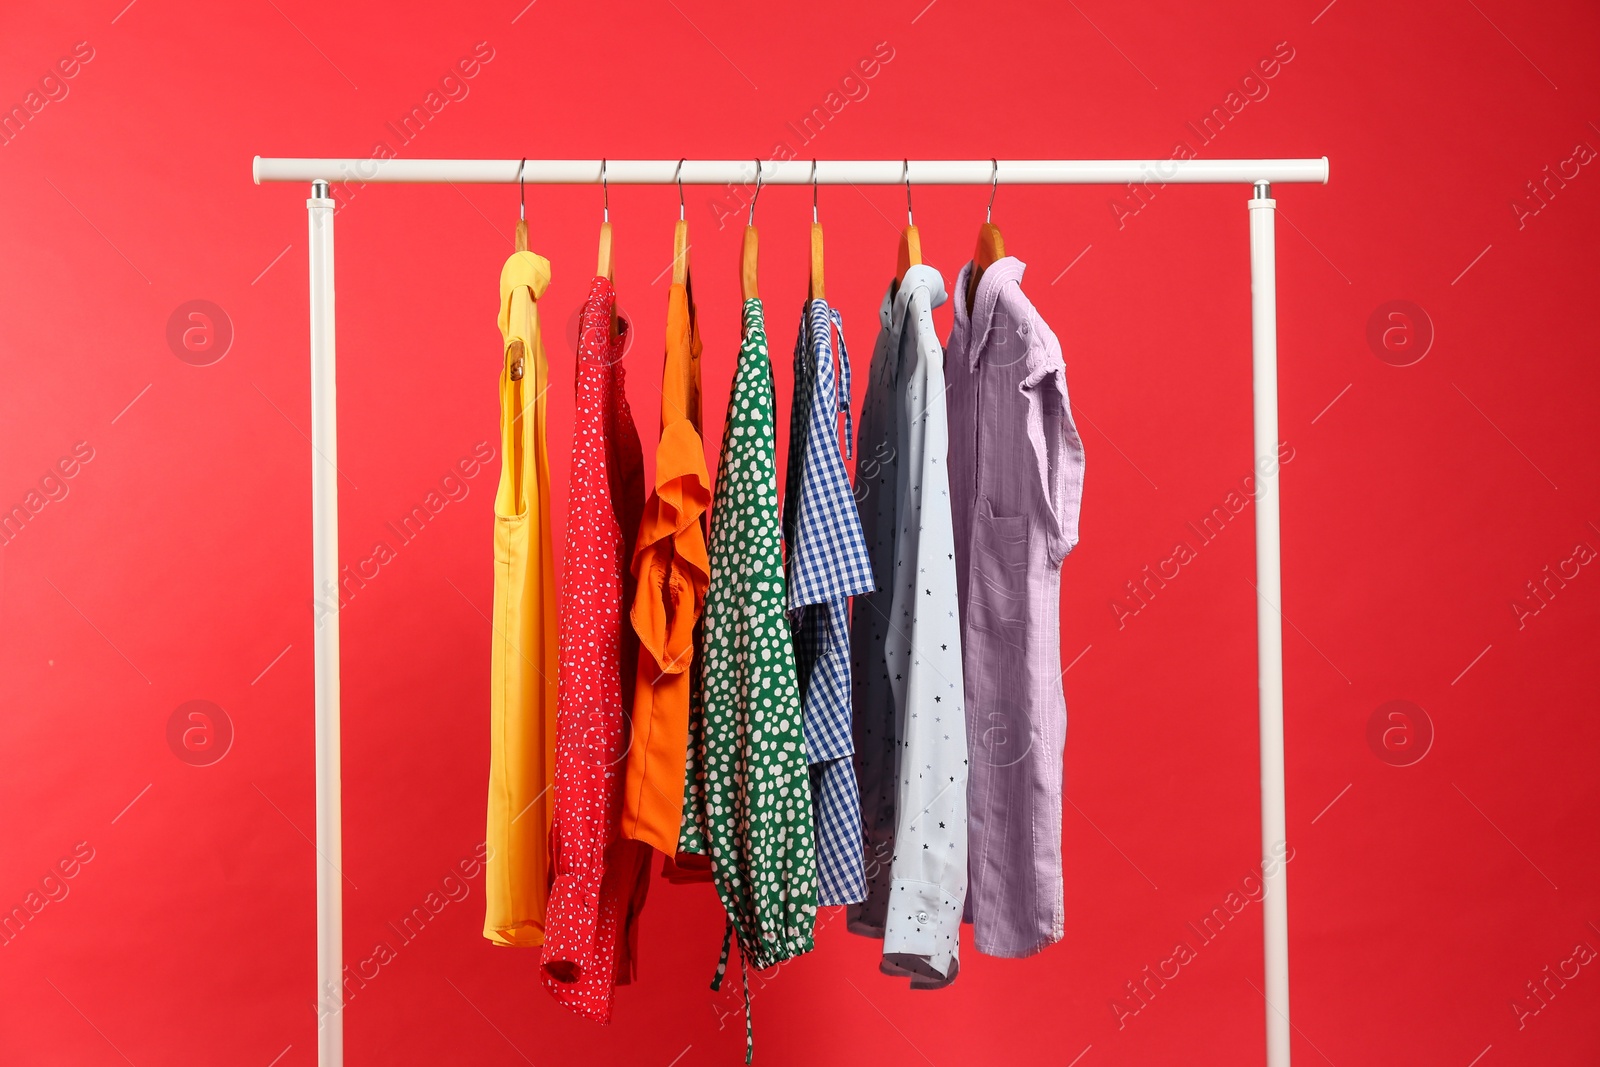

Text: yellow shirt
xmin=483 ymin=250 xmax=559 ymax=947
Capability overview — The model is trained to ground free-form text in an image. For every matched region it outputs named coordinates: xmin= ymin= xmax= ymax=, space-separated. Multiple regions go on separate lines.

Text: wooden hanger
xmin=672 ymin=219 xmax=689 ymax=286
xmin=809 ymin=161 xmax=825 ymax=300
xmin=896 ymin=226 xmax=921 ymax=284
xmin=966 ymin=159 xmax=1005 ymax=312
xmin=896 ymin=159 xmax=921 ymax=284
xmin=810 ymin=223 xmax=826 ymax=300
xmin=596 ymin=220 xmax=613 ymax=278
xmin=514 ymin=158 xmax=528 ymax=252
xmin=740 ymin=158 xmax=762 ymax=301
xmin=672 ymin=159 xmax=690 ymax=286
xmin=741 ymin=227 xmax=760 ymax=301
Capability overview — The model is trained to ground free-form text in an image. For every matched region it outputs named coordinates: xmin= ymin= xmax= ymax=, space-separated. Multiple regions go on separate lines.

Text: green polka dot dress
xmin=679 ymin=298 xmax=817 ymax=1060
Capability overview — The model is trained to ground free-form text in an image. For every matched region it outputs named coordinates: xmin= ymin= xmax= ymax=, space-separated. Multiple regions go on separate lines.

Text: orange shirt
xmin=621 ymin=276 xmax=710 ymax=858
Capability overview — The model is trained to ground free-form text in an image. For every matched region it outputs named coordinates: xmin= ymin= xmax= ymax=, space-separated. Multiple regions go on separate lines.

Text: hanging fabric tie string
xmin=709 ymin=919 xmax=753 ymax=1063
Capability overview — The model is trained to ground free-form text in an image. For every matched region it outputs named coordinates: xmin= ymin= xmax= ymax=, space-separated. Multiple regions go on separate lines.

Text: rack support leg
xmin=308 ymin=179 xmax=344 ymax=1067
xmin=1250 ymin=180 xmax=1291 ymax=1067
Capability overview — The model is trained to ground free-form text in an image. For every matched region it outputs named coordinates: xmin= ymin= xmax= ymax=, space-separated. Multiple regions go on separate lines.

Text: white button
xmin=916 ymin=910 xmax=929 ymax=924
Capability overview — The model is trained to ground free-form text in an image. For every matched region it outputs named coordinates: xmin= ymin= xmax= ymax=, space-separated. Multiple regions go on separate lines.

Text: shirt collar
xmin=959 ymin=255 xmax=1025 ymax=368
xmin=949 ymin=260 xmax=975 ymax=350
xmin=891 ymin=263 xmax=947 ymax=334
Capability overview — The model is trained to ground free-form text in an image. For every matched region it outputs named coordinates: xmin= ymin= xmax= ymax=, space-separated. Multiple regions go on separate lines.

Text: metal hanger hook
xmin=675 ymin=158 xmax=686 ymax=221
xmin=903 ymin=159 xmax=913 ymax=226
xmin=600 ymin=158 xmax=609 ymax=223
xmin=811 ymin=159 xmax=819 ymax=224
xmin=987 ymin=158 xmax=998 ymax=223
xmin=748 ymin=157 xmax=763 ymax=226
xmin=517 ymin=157 xmax=526 ymax=222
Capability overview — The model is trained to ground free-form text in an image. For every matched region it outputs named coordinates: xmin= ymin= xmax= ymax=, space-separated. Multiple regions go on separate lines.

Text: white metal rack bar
xmin=254 ymin=156 xmax=1328 ymax=1067
xmin=256 ymin=155 xmax=1328 ymax=186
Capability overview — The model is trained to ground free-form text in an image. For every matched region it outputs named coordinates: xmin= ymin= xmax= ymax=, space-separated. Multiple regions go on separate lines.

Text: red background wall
xmin=2 ymin=1 xmax=1597 ymax=1064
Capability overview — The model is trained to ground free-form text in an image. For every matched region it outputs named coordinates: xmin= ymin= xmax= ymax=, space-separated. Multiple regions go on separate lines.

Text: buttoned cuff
xmin=539 ymin=873 xmax=598 ymax=983
xmin=881 ymin=878 xmax=963 ymax=989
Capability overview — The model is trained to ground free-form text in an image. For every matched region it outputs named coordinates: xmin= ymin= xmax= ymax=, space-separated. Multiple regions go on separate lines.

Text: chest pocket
xmin=968 ymin=508 xmax=1031 ymax=636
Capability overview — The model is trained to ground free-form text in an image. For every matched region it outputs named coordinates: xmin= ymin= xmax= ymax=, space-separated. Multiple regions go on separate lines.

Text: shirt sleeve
xmin=1017 ymin=306 xmax=1085 ymax=564
xmin=541 ymin=347 xmax=618 ymax=985
xmin=847 ymin=312 xmax=902 ymax=939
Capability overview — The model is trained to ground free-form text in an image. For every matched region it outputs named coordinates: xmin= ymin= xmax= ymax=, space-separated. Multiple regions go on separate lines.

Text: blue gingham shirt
xmin=783 ymin=298 xmax=875 ymax=906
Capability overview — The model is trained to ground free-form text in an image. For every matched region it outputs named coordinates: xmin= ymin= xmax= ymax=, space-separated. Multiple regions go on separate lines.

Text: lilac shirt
xmin=945 ymin=257 xmax=1085 ymax=958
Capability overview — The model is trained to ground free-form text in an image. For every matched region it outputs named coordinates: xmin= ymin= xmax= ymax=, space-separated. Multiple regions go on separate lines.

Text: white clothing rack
xmin=252 ymin=155 xmax=1329 ymax=1067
